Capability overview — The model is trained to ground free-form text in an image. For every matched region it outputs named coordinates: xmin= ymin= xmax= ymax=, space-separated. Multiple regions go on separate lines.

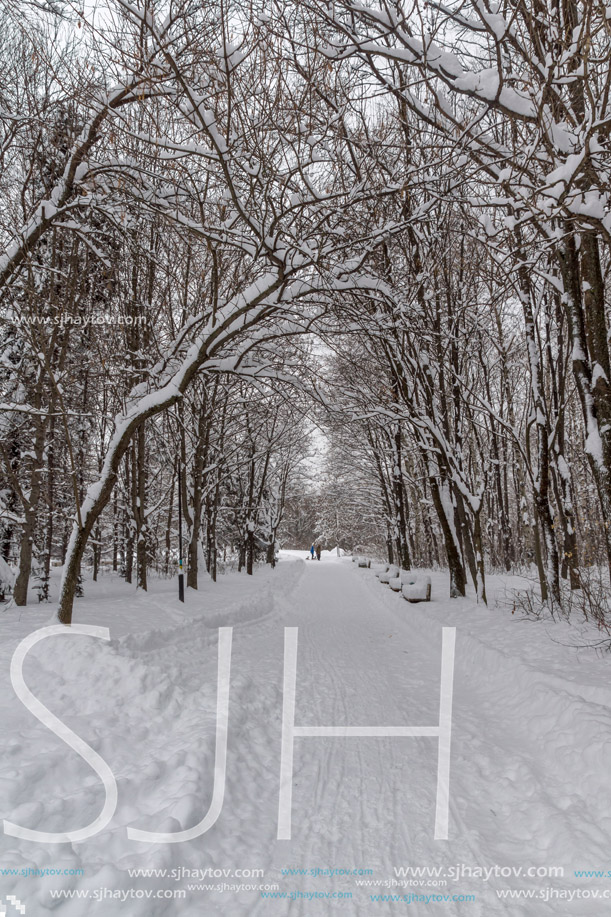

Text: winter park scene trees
xmin=2 ymin=0 xmax=611 ymax=914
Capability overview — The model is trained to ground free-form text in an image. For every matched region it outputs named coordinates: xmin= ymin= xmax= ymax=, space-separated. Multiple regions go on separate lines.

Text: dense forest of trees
xmin=1 ymin=0 xmax=610 ymax=623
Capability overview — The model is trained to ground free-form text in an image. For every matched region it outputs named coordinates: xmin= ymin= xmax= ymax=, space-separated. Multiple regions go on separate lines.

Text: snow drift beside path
xmin=356 ymin=564 xmax=611 ymax=914
xmin=0 ymin=561 xmax=304 ymax=916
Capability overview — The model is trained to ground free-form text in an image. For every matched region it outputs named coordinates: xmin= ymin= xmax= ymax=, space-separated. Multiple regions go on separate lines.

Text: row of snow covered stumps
xmin=352 ymin=556 xmax=432 ymax=603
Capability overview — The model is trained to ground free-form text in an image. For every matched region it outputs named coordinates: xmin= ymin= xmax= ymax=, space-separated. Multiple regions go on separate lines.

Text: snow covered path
xmin=2 ymin=555 xmax=611 ymax=915
xmin=245 ymin=557 xmax=447 ymax=914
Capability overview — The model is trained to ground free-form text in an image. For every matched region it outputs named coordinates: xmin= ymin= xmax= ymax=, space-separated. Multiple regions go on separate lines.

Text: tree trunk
xmin=14 ymin=514 xmax=35 ymax=606
xmin=92 ymin=524 xmax=101 ymax=582
xmin=533 ymin=512 xmax=548 ymax=603
xmin=135 ymin=425 xmax=148 ymax=591
xmin=515 ymin=232 xmax=560 ymax=604
xmin=391 ymin=426 xmax=411 ymax=570
xmin=246 ymin=525 xmax=255 ymax=576
xmin=558 ymin=234 xmax=611 ymax=580
xmin=429 ymin=475 xmax=466 ymax=598
xmin=473 ymin=508 xmax=487 ymax=604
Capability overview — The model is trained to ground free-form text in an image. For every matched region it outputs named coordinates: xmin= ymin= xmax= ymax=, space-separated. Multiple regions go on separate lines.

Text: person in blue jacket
xmin=310 ymin=543 xmax=315 ymax=560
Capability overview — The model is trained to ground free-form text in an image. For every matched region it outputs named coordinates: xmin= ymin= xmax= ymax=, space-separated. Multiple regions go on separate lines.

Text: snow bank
xmin=0 ymin=559 xmax=305 ymax=915
xmin=354 ymin=561 xmax=611 ymax=904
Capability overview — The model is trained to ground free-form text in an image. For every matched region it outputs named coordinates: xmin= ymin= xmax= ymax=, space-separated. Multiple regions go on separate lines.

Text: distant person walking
xmin=315 ymin=544 xmax=322 ymax=561
xmin=310 ymin=544 xmax=315 ymax=560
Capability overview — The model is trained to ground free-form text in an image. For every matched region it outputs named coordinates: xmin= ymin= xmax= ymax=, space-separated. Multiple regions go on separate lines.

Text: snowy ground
xmin=1 ymin=554 xmax=611 ymax=915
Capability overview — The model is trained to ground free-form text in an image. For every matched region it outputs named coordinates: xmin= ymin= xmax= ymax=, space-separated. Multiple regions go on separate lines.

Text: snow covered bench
xmin=389 ymin=569 xmax=417 ymax=592
xmin=357 ymin=556 xmax=370 ymax=568
xmin=378 ymin=564 xmax=399 ymax=584
xmin=401 ymin=574 xmax=432 ymax=603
